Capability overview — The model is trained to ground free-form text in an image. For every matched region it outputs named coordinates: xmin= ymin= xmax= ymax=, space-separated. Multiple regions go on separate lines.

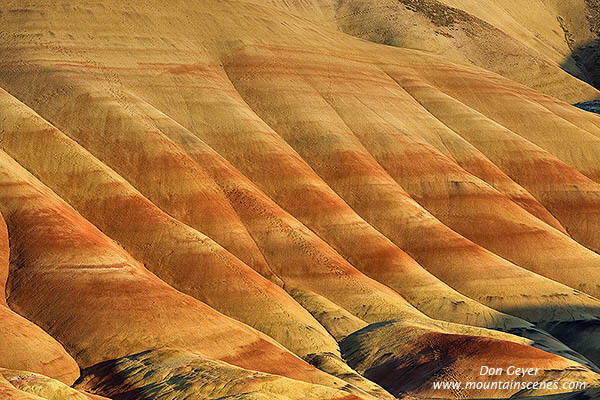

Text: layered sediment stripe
xmin=0 ymin=369 xmax=111 ymax=400
xmin=0 ymin=70 xmax=429 ymax=329
xmin=0 ymin=66 xmax=275 ymax=284
xmin=222 ymin=46 xmax=600 ymax=319
xmin=341 ymin=321 xmax=600 ymax=398
xmin=75 ymin=348 xmax=377 ymax=400
xmin=0 ymin=87 xmax=341 ymax=360
xmin=98 ymin=44 xmax=534 ymax=331
xmin=396 ymin=72 xmax=600 ymax=257
xmin=0 ymin=149 xmax=368 ymax=394
xmin=1 ymin=1 xmax=600 ymax=398
xmin=0 ymin=211 xmax=80 ymax=385
xmin=409 ymin=58 xmax=600 ymax=184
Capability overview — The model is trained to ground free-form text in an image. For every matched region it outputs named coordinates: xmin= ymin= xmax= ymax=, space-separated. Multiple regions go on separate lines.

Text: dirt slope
xmin=262 ymin=0 xmax=600 ymax=102
xmin=1 ymin=0 xmax=600 ymax=399
xmin=0 ymin=211 xmax=80 ymax=385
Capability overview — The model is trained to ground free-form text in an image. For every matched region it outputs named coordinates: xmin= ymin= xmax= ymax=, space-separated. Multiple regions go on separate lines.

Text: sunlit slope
xmin=341 ymin=321 xmax=600 ymax=398
xmin=261 ymin=0 xmax=600 ymax=103
xmin=1 ymin=0 xmax=600 ymax=398
xmin=224 ymin=47 xmax=600 ymax=298
xmin=0 ymin=369 xmax=110 ymax=400
xmin=0 ymin=212 xmax=80 ymax=385
xmin=1 ymin=59 xmax=578 ymax=397
xmin=0 ymin=149 xmax=378 ymax=398
xmin=76 ymin=348 xmax=384 ymax=400
xmin=0 ymin=87 xmax=343 ymax=363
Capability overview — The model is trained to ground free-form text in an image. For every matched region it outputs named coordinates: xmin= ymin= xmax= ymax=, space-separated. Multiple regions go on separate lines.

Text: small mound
xmin=76 ymin=348 xmax=366 ymax=400
xmin=289 ymin=288 xmax=368 ymax=341
xmin=0 ymin=369 xmax=110 ymax=400
xmin=305 ymin=352 xmax=394 ymax=399
xmin=340 ymin=321 xmax=600 ymax=398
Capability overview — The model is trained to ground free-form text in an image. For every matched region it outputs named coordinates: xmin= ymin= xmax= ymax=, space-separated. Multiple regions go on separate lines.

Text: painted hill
xmin=0 ymin=212 xmax=80 ymax=385
xmin=1 ymin=0 xmax=600 ymax=399
xmin=0 ymin=368 xmax=110 ymax=400
xmin=265 ymin=0 xmax=600 ymax=103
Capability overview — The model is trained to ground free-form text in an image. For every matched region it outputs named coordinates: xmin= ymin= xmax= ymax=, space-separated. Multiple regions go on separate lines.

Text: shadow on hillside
xmin=574 ymin=99 xmax=600 ymax=113
xmin=561 ymin=39 xmax=600 ymax=93
xmin=72 ymin=304 xmax=600 ymax=400
xmin=466 ymin=303 xmax=600 ymax=400
xmin=337 ymin=302 xmax=600 ymax=399
xmin=470 ymin=303 xmax=600 ymax=375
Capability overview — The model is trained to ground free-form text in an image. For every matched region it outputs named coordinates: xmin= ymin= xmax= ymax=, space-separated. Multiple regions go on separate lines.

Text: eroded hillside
xmin=1 ymin=0 xmax=600 ymax=399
